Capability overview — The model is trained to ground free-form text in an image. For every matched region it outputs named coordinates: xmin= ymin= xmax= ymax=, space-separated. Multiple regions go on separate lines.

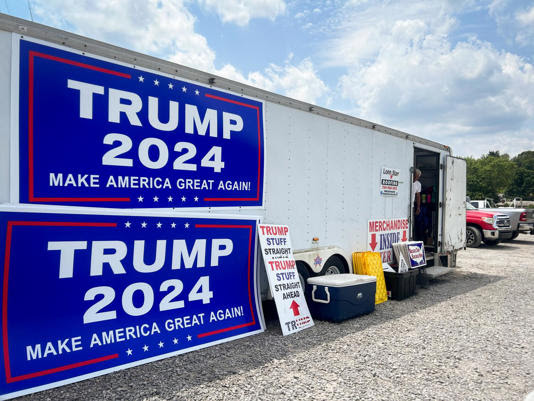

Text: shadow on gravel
xmin=479 ymin=244 xmax=517 ymax=251
xmin=27 ymin=270 xmax=505 ymax=400
xmin=504 ymin=239 xmax=534 ymax=246
xmin=478 ymin=239 xmax=534 ymax=249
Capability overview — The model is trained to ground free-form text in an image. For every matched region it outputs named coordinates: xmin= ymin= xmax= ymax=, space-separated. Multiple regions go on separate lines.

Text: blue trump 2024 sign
xmin=17 ymin=38 xmax=264 ymax=208
xmin=0 ymin=208 xmax=263 ymax=399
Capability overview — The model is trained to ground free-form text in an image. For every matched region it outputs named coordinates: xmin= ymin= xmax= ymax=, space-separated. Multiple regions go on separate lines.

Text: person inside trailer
xmin=413 ymin=168 xmax=422 ymax=219
xmin=412 ymin=168 xmax=424 ymax=241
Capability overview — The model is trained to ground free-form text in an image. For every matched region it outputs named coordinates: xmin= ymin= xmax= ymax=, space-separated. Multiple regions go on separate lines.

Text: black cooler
xmin=306 ymin=274 xmax=376 ymax=322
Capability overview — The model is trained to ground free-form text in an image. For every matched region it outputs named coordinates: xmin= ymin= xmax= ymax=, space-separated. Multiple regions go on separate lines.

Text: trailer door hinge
xmin=439 ymin=202 xmax=442 ymax=208
xmin=440 ymin=163 xmax=443 ymax=170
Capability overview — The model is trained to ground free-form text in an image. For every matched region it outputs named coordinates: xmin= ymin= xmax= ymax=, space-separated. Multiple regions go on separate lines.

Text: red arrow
xmin=369 ymin=233 xmax=378 ymax=250
xmin=402 ymin=230 xmax=407 ymax=241
xmin=289 ymin=300 xmax=300 ymax=316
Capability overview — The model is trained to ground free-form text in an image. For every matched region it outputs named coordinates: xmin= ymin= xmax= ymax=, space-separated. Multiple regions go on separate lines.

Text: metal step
xmin=424 ymin=266 xmax=452 ymax=279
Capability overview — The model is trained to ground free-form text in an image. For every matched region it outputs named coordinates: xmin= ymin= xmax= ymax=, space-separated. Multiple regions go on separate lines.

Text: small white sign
xmin=393 ymin=241 xmax=426 ymax=270
xmin=407 ymin=242 xmax=426 ymax=267
xmin=258 ymin=224 xmax=314 ymax=335
xmin=380 ymin=166 xmax=400 ymax=196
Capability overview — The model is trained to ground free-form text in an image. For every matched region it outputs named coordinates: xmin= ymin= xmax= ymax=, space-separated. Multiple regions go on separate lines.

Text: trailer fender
xmin=293 ymin=246 xmax=348 ymax=275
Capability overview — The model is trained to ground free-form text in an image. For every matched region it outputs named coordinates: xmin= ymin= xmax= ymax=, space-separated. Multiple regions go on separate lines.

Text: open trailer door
xmin=442 ymin=155 xmax=467 ymax=253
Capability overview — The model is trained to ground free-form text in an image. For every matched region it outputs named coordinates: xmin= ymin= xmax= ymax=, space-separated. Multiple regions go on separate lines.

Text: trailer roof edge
xmin=0 ymin=13 xmax=450 ymax=153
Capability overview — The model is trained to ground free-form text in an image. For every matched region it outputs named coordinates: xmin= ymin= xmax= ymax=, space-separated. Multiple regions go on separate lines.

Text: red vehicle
xmin=466 ymin=203 xmax=512 ymax=247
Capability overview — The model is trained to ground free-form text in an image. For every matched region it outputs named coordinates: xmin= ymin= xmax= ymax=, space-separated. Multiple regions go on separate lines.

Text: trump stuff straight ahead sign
xmin=14 ymin=38 xmax=264 ymax=208
xmin=0 ymin=207 xmax=264 ymax=399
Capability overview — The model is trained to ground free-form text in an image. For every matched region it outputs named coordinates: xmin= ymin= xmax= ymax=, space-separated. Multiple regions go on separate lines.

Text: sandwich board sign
xmin=258 ymin=224 xmax=313 ymax=335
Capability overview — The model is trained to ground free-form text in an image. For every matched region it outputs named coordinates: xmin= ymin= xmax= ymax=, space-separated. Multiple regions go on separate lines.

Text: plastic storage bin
xmin=306 ymin=274 xmax=376 ymax=322
xmin=384 ymin=269 xmax=419 ymax=300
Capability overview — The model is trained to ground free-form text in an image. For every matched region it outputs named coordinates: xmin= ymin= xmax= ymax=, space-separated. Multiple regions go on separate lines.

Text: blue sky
xmin=2 ymin=0 xmax=534 ymax=157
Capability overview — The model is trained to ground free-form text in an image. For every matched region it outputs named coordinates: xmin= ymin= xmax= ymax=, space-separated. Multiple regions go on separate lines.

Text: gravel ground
xmin=22 ymin=235 xmax=534 ymax=401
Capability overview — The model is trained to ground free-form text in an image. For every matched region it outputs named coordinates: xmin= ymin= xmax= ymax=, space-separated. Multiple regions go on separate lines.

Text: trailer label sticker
xmin=0 ymin=209 xmax=263 ymax=398
xmin=380 ymin=167 xmax=400 ymax=196
xmin=368 ymin=218 xmax=409 ymax=263
xmin=16 ymin=39 xmax=264 ymax=208
xmin=258 ymin=224 xmax=313 ymax=335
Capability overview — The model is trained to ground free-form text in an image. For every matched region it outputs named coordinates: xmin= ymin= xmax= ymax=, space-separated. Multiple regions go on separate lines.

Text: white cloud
xmin=31 ymin=0 xmax=325 ymax=105
xmin=517 ymin=6 xmax=534 ymax=24
xmin=217 ymin=57 xmax=328 ymax=104
xmin=257 ymin=58 xmax=328 ymax=103
xmin=197 ymin=0 xmax=286 ymax=26
xmin=323 ymin=0 xmax=534 ymax=157
xmin=32 ymin=0 xmax=217 ymax=72
xmin=515 ymin=5 xmax=534 ymax=45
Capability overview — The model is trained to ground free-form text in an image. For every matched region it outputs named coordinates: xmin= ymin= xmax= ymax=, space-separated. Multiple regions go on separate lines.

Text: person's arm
xmin=415 ymin=191 xmax=421 ymax=215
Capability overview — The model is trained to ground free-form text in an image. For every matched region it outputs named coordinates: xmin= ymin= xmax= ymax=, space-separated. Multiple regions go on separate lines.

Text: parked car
xmin=466 ymin=203 xmax=512 ymax=247
xmin=468 ymin=198 xmax=534 ymax=239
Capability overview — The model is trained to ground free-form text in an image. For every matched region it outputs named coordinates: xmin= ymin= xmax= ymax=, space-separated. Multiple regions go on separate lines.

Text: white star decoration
xmin=153 ymin=196 xmax=159 ymax=202
xmin=143 ymin=345 xmax=149 ymax=352
xmin=194 ymin=196 xmax=199 ymax=202
xmin=125 ymin=221 xmax=131 ymax=228
xmin=187 ymin=335 xmax=192 ymax=341
xmin=138 ymin=196 xmax=143 ymax=202
xmin=156 ymin=222 xmax=162 ymax=228
xmin=185 ymin=223 xmax=190 ymax=228
xmin=126 ymin=348 xmax=133 ymax=355
xmin=168 ymin=83 xmax=173 ymax=89
xmin=181 ymin=196 xmax=186 ymax=202
xmin=138 ymin=76 xmax=144 ymax=82
xmin=171 ymin=222 xmax=176 ymax=228
xmin=154 ymin=79 xmax=159 ymax=86
xmin=182 ymin=86 xmax=187 ymax=92
xmin=168 ymin=196 xmax=173 ymax=202
xmin=141 ymin=221 xmax=147 ymax=228
xmin=158 ymin=341 xmax=164 ymax=348
xmin=173 ymin=338 xmax=178 ymax=344
xmin=195 ymin=89 xmax=200 ymax=95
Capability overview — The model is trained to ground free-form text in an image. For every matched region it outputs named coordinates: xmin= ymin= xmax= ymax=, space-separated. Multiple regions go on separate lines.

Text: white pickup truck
xmin=469 ymin=199 xmax=534 ymax=238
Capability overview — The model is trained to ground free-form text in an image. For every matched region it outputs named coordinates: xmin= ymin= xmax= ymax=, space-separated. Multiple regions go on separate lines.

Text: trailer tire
xmin=483 ymin=239 xmax=500 ymax=246
xmin=466 ymin=226 xmax=482 ymax=248
xmin=320 ymin=255 xmax=348 ymax=275
xmin=296 ymin=261 xmax=312 ymax=290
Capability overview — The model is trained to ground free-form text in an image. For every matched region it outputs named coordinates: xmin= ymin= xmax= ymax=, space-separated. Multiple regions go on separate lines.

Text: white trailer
xmin=0 ymin=14 xmax=467 ymax=296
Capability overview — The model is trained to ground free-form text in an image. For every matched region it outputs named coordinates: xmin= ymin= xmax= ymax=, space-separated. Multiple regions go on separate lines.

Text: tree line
xmin=465 ymin=150 xmax=534 ymax=201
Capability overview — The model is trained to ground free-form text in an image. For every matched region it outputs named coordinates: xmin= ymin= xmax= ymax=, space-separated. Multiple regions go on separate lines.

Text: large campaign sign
xmin=0 ymin=208 xmax=263 ymax=399
xmin=15 ymin=38 xmax=264 ymax=208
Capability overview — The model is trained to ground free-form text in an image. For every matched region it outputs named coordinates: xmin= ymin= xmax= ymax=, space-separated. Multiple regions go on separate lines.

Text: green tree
xmin=466 ymin=151 xmax=515 ymax=201
xmin=508 ymin=151 xmax=534 ymax=199
xmin=465 ymin=157 xmax=485 ymax=199
xmin=512 ymin=150 xmax=534 ymax=170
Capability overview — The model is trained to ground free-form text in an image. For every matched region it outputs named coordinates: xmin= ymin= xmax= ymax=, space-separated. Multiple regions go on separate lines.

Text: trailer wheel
xmin=466 ymin=226 xmax=482 ymax=248
xmin=320 ymin=255 xmax=348 ymax=275
xmin=296 ymin=261 xmax=312 ymax=290
xmin=483 ymin=239 xmax=500 ymax=246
